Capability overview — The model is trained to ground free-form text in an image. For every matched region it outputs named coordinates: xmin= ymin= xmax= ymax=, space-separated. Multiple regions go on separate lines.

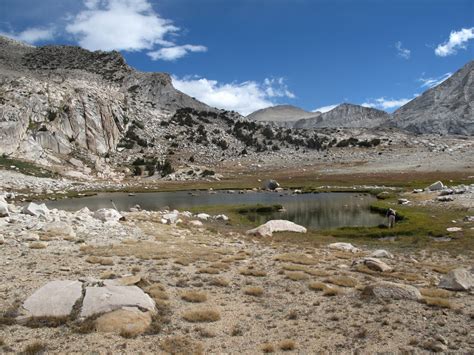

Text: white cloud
xmin=435 ymin=27 xmax=474 ymax=57
xmin=172 ymin=76 xmax=295 ymax=116
xmin=0 ymin=27 xmax=55 ymax=44
xmin=418 ymin=72 xmax=452 ymax=88
xmin=361 ymin=97 xmax=413 ymax=110
xmin=395 ymin=41 xmax=411 ymax=59
xmin=148 ymin=44 xmax=207 ymax=61
xmin=65 ymin=0 xmax=179 ymax=51
xmin=312 ymin=104 xmax=339 ymax=113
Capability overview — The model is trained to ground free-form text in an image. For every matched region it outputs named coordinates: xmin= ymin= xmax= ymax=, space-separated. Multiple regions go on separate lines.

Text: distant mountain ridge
xmin=247 ymin=61 xmax=473 ymax=135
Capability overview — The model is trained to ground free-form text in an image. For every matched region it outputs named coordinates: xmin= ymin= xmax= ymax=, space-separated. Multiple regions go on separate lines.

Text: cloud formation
xmin=312 ymin=104 xmax=339 ymax=113
xmin=435 ymin=27 xmax=474 ymax=56
xmin=148 ymin=44 xmax=207 ymax=61
xmin=361 ymin=97 xmax=412 ymax=110
xmin=395 ymin=41 xmax=411 ymax=59
xmin=172 ymin=76 xmax=295 ymax=115
xmin=418 ymin=72 xmax=452 ymax=88
xmin=0 ymin=27 xmax=55 ymax=44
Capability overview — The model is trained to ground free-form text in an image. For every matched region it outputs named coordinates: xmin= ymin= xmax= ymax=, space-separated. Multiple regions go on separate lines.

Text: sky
xmin=1 ymin=0 xmax=473 ymax=115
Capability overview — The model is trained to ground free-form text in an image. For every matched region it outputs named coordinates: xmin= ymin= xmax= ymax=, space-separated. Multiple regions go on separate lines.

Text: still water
xmin=44 ymin=190 xmax=385 ymax=230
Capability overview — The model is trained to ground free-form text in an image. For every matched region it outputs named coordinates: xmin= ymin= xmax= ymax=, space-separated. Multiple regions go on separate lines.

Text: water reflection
xmin=44 ymin=191 xmax=385 ymax=230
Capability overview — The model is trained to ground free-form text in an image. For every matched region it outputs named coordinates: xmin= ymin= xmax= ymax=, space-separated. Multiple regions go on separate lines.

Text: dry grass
xmin=21 ymin=341 xmax=46 ymax=355
xmin=275 ymin=253 xmax=317 ymax=265
xmin=239 ymin=268 xmax=267 ymax=277
xmin=208 ymin=277 xmax=229 ymax=287
xmin=261 ymin=343 xmax=275 ymax=353
xmin=308 ymin=281 xmax=326 ymax=291
xmin=175 ymin=258 xmax=192 ymax=266
xmin=197 ymin=267 xmax=220 ymax=275
xmin=182 ymin=308 xmax=221 ymax=323
xmin=244 ymin=286 xmax=264 ymax=297
xmin=323 ymin=286 xmax=342 ymax=297
xmin=422 ymin=297 xmax=453 ymax=309
xmin=279 ymin=339 xmax=296 ymax=351
xmin=325 ymin=275 xmax=358 ymax=288
xmin=285 ymin=271 xmax=309 ymax=281
xmin=28 ymin=242 xmax=47 ymax=250
xmin=281 ymin=264 xmax=329 ymax=277
xmin=160 ymin=336 xmax=204 ymax=355
xmin=85 ymin=255 xmax=114 ymax=266
xmin=147 ymin=284 xmax=169 ymax=301
xmin=181 ymin=290 xmax=207 ymax=303
xmin=419 ymin=288 xmax=453 ymax=299
xmin=24 ymin=316 xmax=68 ymax=328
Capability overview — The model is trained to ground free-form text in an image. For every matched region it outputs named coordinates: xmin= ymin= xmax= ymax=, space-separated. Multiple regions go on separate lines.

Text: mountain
xmin=292 ymin=103 xmax=389 ymax=129
xmin=247 ymin=105 xmax=320 ymax=123
xmin=0 ymin=36 xmax=336 ymax=178
xmin=392 ymin=61 xmax=474 ymax=135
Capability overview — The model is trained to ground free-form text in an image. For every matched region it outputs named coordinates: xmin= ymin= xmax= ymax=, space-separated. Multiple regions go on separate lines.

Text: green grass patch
xmin=0 ymin=156 xmax=56 ymax=178
xmin=237 ymin=204 xmax=282 ymax=214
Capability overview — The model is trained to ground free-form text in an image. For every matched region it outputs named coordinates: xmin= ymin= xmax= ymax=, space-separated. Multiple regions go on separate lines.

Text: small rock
xmin=370 ymin=249 xmax=394 ymax=259
xmin=436 ymin=196 xmax=454 ymax=202
xmin=398 ymin=198 xmax=410 ymax=205
xmin=446 ymin=227 xmax=462 ymax=232
xmin=427 ymin=181 xmax=445 ymax=191
xmin=214 ymin=214 xmax=229 ymax=221
xmin=328 ymin=242 xmax=360 ymax=253
xmin=29 ymin=241 xmax=48 ymax=249
xmin=23 ymin=232 xmax=40 ymax=241
xmin=22 ymin=202 xmax=49 ymax=217
xmin=361 ymin=258 xmax=392 ymax=272
xmin=189 ymin=220 xmax=203 ymax=227
xmin=196 ymin=213 xmax=211 ymax=220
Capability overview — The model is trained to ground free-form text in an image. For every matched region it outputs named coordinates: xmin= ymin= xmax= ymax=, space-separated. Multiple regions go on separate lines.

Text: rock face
xmin=22 ymin=280 xmax=83 ymax=318
xmin=247 ymin=105 xmax=320 ymax=124
xmin=0 ymin=35 xmax=207 ymax=169
xmin=392 ymin=60 xmax=474 ymax=135
xmin=293 ymin=103 xmax=389 ymax=129
xmin=438 ymin=268 xmax=474 ymax=291
xmin=246 ymin=219 xmax=307 ymax=237
xmin=80 ymin=285 xmax=155 ymax=318
xmin=362 ymin=281 xmax=422 ymax=300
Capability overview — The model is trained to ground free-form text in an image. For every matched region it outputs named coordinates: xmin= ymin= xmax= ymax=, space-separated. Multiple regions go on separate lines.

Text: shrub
xmin=182 ymin=308 xmax=220 ymax=323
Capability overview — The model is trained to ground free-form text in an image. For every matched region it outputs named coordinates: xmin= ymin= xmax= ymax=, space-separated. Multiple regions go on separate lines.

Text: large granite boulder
xmin=22 ymin=280 xmax=83 ymax=318
xmin=246 ymin=220 xmax=307 ymax=237
xmin=22 ymin=202 xmax=49 ymax=217
xmin=438 ymin=268 xmax=474 ymax=291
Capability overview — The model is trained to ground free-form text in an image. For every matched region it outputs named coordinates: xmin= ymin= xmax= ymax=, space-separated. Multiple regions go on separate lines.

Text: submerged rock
xmin=246 ymin=219 xmax=307 ymax=237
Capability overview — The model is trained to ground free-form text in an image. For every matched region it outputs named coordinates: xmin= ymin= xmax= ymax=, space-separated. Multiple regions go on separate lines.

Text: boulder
xmin=446 ymin=227 xmax=462 ymax=232
xmin=162 ymin=211 xmax=179 ymax=224
xmin=22 ymin=202 xmax=49 ymax=217
xmin=328 ymin=242 xmax=360 ymax=253
xmin=437 ymin=196 xmax=454 ymax=202
xmin=0 ymin=199 xmax=9 ymax=217
xmin=427 ymin=181 xmax=445 ymax=191
xmin=398 ymin=198 xmax=410 ymax=205
xmin=214 ymin=214 xmax=229 ymax=221
xmin=22 ymin=280 xmax=83 ymax=318
xmin=464 ymin=216 xmax=474 ymax=222
xmin=246 ymin=220 xmax=307 ymax=237
xmin=93 ymin=208 xmax=123 ymax=222
xmin=439 ymin=189 xmax=453 ymax=196
xmin=370 ymin=249 xmax=394 ymax=259
xmin=359 ymin=257 xmax=392 ymax=272
xmin=362 ymin=281 xmax=422 ymax=300
xmin=262 ymin=179 xmax=280 ymax=191
xmin=438 ymin=268 xmax=474 ymax=291
xmin=23 ymin=232 xmax=40 ymax=241
xmin=95 ymin=306 xmax=152 ymax=336
xmin=80 ymin=285 xmax=155 ymax=318
xmin=196 ymin=213 xmax=211 ymax=220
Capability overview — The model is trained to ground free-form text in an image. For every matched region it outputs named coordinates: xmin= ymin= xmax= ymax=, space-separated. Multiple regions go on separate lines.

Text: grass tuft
xmin=181 ymin=290 xmax=207 ymax=303
xmin=244 ymin=286 xmax=264 ymax=297
xmin=182 ymin=308 xmax=221 ymax=323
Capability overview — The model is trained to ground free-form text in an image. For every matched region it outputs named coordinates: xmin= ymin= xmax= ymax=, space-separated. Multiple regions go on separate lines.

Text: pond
xmin=43 ymin=190 xmax=386 ymax=230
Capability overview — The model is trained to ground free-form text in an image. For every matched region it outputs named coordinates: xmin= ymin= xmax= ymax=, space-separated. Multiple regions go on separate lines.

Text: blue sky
xmin=1 ymin=0 xmax=473 ymax=115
